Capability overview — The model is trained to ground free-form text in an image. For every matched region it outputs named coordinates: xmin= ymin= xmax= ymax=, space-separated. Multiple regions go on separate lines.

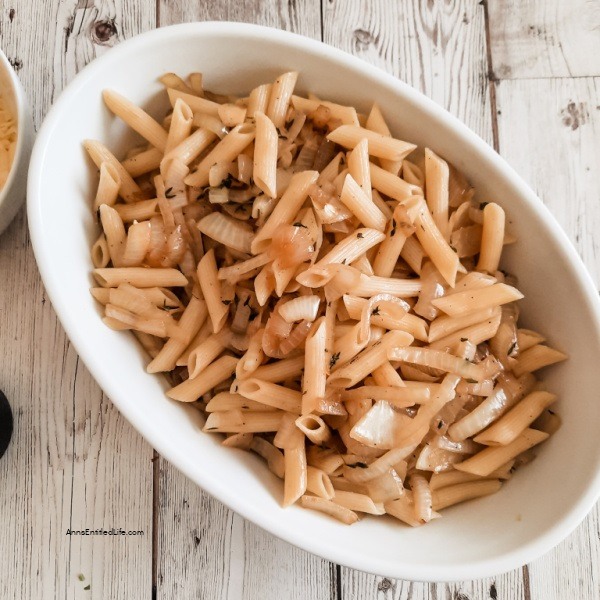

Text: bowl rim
xmin=0 ymin=47 xmax=29 ymax=205
xmin=26 ymin=21 xmax=600 ymax=582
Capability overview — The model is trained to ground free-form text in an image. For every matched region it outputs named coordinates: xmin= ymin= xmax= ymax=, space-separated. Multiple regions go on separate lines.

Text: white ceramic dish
xmin=0 ymin=48 xmax=33 ymax=235
xmin=27 ymin=23 xmax=600 ymax=582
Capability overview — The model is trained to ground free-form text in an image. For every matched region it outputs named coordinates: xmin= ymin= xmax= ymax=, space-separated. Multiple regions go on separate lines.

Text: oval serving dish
xmin=27 ymin=22 xmax=600 ymax=582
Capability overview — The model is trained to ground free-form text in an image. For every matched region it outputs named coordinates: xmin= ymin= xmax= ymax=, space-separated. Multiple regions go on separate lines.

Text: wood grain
xmin=157 ymin=0 xmax=321 ymax=40
xmin=488 ymin=0 xmax=600 ymax=79
xmin=340 ymin=574 xmax=529 ymax=600
xmin=0 ymin=1 xmax=155 ymax=599
xmin=156 ymin=461 xmax=336 ymax=600
xmin=496 ymin=76 xmax=600 ymax=600
xmin=322 ymin=0 xmax=493 ymax=145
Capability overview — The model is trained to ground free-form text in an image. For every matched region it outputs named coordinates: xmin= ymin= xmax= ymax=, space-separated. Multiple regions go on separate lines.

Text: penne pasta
xmin=206 ymin=392 xmax=273 ymax=413
xmin=429 ymin=307 xmax=497 ymax=342
xmin=473 ymin=391 xmax=557 ymax=446
xmin=455 ymin=428 xmax=549 ymax=477
xmin=302 ymin=318 xmax=328 ymax=414
xmin=203 ymin=410 xmax=284 ymax=433
xmin=306 ymin=467 xmax=335 ymax=499
xmin=164 ymin=98 xmax=193 ymax=154
xmin=247 ymin=83 xmax=272 ymax=118
xmin=93 ymin=267 xmax=188 ymax=288
xmin=185 ymin=124 xmax=256 ymax=187
xmin=187 ymin=332 xmax=228 ymax=379
xmin=84 ymin=139 xmax=141 ymax=203
xmin=147 ymin=295 xmax=207 ymax=373
xmin=197 ymin=249 xmax=229 ymax=333
xmin=291 ymin=95 xmax=359 ymax=126
xmin=283 ymin=444 xmax=307 ymax=507
xmin=167 ymin=355 xmax=238 ymax=402
xmin=328 ymin=330 xmax=413 ymax=388
xmin=339 ymin=173 xmax=387 ymax=231
xmin=476 ymin=203 xmax=505 ymax=274
xmin=122 ymin=147 xmax=163 ymax=178
xmin=296 ymin=414 xmax=331 ymax=445
xmin=251 ymin=170 xmax=319 ymax=253
xmin=167 ymin=87 xmax=220 ymax=117
xmin=91 ymin=234 xmax=110 ymax=268
xmin=431 ymin=479 xmax=502 ymax=511
xmin=333 ymin=490 xmax=385 ymax=515
xmin=114 ymin=199 xmax=159 ymax=223
xmin=253 ymin=112 xmax=278 ymax=198
xmin=414 ymin=198 xmax=460 ymax=287
xmin=103 ymin=89 xmax=168 ymax=152
xmin=512 ymin=344 xmax=567 ymax=377
xmin=300 ymin=495 xmax=359 ymax=524
xmin=432 ymin=283 xmax=524 ymax=317
xmin=328 ymin=125 xmax=416 ymax=162
xmin=266 ymin=71 xmax=298 ymax=129
xmin=94 ymin=162 xmax=121 ymax=211
xmin=424 ymin=148 xmax=450 ymax=240
xmin=237 ymin=378 xmax=302 ymax=413
xmin=365 ymin=104 xmax=402 ymax=174
xmin=89 ymin=72 xmax=565 ymax=527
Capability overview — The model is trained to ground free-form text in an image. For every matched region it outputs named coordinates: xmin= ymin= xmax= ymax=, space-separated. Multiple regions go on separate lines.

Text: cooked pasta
xmin=88 ymin=71 xmax=566 ymax=527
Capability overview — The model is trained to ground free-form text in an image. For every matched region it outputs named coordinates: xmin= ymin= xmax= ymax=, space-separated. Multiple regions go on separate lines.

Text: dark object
xmin=0 ymin=389 xmax=13 ymax=459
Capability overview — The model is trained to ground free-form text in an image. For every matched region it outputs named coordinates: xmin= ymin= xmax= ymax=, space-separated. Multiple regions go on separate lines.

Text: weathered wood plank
xmin=340 ymin=575 xmax=530 ymax=600
xmin=157 ymin=461 xmax=337 ymax=600
xmin=0 ymin=1 xmax=155 ymax=598
xmin=322 ymin=0 xmax=493 ymax=145
xmin=154 ymin=3 xmax=335 ymax=599
xmin=488 ymin=0 xmax=600 ymax=79
xmin=496 ymin=76 xmax=600 ymax=599
xmin=323 ymin=1 xmax=523 ymax=596
xmin=157 ymin=0 xmax=321 ymax=40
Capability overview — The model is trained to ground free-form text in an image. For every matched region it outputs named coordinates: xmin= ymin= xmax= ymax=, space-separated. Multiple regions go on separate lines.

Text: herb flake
xmin=329 ymin=352 xmax=341 ymax=369
xmin=222 ymin=174 xmax=234 ymax=188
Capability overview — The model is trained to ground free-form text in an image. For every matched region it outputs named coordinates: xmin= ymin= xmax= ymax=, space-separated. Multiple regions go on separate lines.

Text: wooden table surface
xmin=0 ymin=1 xmax=599 ymax=598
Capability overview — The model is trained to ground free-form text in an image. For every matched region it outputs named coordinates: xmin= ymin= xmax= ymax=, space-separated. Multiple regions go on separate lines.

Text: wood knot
xmin=377 ymin=578 xmax=393 ymax=592
xmin=8 ymin=57 xmax=22 ymax=71
xmin=353 ymin=28 xmax=374 ymax=48
xmin=561 ymin=101 xmax=589 ymax=131
xmin=91 ymin=19 xmax=117 ymax=45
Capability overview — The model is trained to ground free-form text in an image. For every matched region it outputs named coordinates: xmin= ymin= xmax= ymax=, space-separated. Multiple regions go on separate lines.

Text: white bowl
xmin=0 ymin=48 xmax=33 ymax=234
xmin=27 ymin=23 xmax=600 ymax=581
